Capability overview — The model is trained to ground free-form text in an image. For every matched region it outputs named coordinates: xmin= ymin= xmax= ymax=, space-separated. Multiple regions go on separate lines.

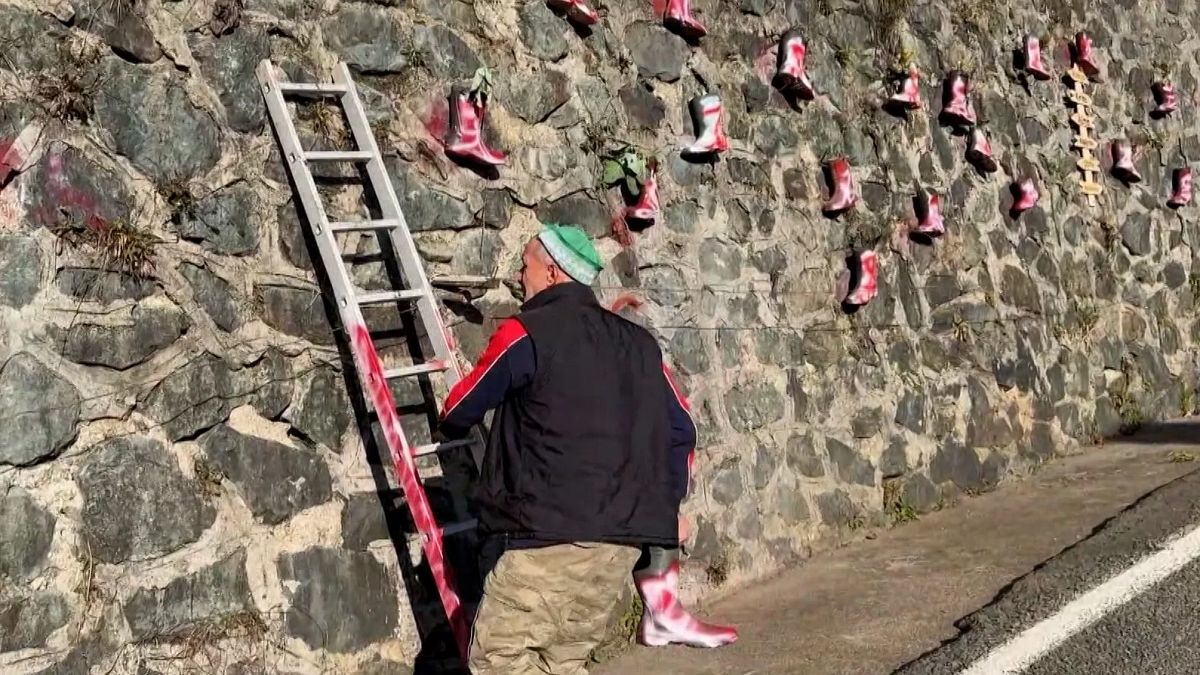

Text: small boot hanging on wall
xmin=1022 ymin=35 xmax=1052 ymax=81
xmin=1073 ymin=31 xmax=1101 ymax=79
xmin=681 ymin=94 xmax=729 ymax=159
xmin=1151 ymin=81 xmax=1178 ymax=119
xmin=624 ymin=167 xmax=660 ymax=225
xmin=663 ymin=0 xmax=706 ymax=41
xmin=966 ymin=127 xmax=999 ymax=173
xmin=444 ymin=85 xmax=505 ymax=167
xmin=884 ymin=68 xmax=922 ymax=115
xmin=940 ymin=71 xmax=977 ymax=127
xmin=634 ymin=547 xmax=739 ymax=648
xmin=821 ymin=157 xmax=858 ymax=217
xmin=547 ymin=0 xmax=599 ymax=26
xmin=1110 ymin=141 xmax=1142 ymax=184
xmin=912 ymin=189 xmax=945 ymax=237
xmin=843 ymin=250 xmax=879 ymax=306
xmin=772 ymin=30 xmax=815 ymax=100
xmin=1009 ymin=178 xmax=1040 ymax=217
xmin=1168 ymin=167 xmax=1193 ymax=208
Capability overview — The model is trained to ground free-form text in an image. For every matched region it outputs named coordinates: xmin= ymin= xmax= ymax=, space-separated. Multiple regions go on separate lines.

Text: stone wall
xmin=2 ymin=0 xmax=1200 ymax=672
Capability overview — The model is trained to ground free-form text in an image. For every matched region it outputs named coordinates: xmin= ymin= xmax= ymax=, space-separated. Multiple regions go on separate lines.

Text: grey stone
xmin=258 ymin=284 xmax=334 ymax=345
xmin=625 ymin=21 xmax=688 ymax=82
xmin=176 ymin=183 xmax=260 ymax=255
xmin=901 ymin=473 xmax=939 ymax=512
xmin=193 ymin=31 xmax=269 ymax=133
xmin=930 ymin=440 xmax=983 ymax=490
xmin=850 ymin=408 xmax=884 ymax=439
xmin=231 ymin=349 xmax=293 ymax=420
xmin=1163 ymin=262 xmax=1187 ymax=289
xmin=57 ymin=267 xmax=155 ymax=304
xmin=1029 ymin=421 xmax=1056 ymax=460
xmin=728 ymin=158 xmax=772 ymax=193
xmin=51 ymin=303 xmax=188 ymax=370
xmin=880 ymin=437 xmax=908 ymax=479
xmin=710 ymin=461 xmax=745 ymax=506
xmin=620 ymin=84 xmax=666 ymax=130
xmin=78 ymin=436 xmax=215 ymax=563
xmin=924 ymin=274 xmax=962 ymax=308
xmin=777 ymin=484 xmax=811 ymax=524
xmin=139 ymin=353 xmax=234 ymax=441
xmin=0 ymin=592 xmax=69 ymax=651
xmin=752 ymin=446 xmax=778 ymax=490
xmin=827 ymin=438 xmax=875 ymax=486
xmin=816 ymin=489 xmax=857 ymax=526
xmin=180 ymin=263 xmax=241 ymax=332
xmin=95 ymin=60 xmax=221 ymax=183
xmin=641 ymin=266 xmax=687 ymax=307
xmin=1000 ymin=265 xmax=1042 ymax=313
xmin=29 ymin=147 xmax=133 ymax=231
xmin=123 ymin=551 xmax=254 ymax=641
xmin=698 ymin=238 xmax=743 ymax=283
xmin=536 ymin=191 xmax=612 ymax=239
xmin=290 ymin=366 xmax=352 ymax=450
xmin=201 ymin=424 xmax=332 ymax=525
xmin=0 ymin=236 xmax=42 ymax=308
xmin=801 ymin=325 xmax=844 ymax=367
xmin=895 ymin=391 xmax=926 ymax=433
xmin=754 ymin=115 xmax=801 ymax=157
xmin=668 ymin=329 xmax=710 ymax=375
xmin=478 ymin=189 xmax=512 ymax=229
xmin=742 ymin=74 xmax=772 ymax=113
xmin=0 ymin=353 xmax=80 ymax=466
xmin=981 ymin=452 xmax=1008 ymax=486
xmin=966 ymin=378 xmax=1017 ymax=448
xmin=388 ymin=160 xmax=475 ymax=232
xmin=414 ymin=25 xmax=483 ymax=80
xmin=452 ymin=229 xmax=504 ymax=277
xmin=1121 ymin=211 xmax=1153 ymax=256
xmin=787 ymin=433 xmax=825 ymax=478
xmin=724 ymin=381 xmax=785 ymax=432
xmin=505 ymin=69 xmax=571 ymax=124
xmin=322 ymin=4 xmax=409 ymax=74
xmin=0 ymin=7 xmax=69 ymax=72
xmin=279 ymin=547 xmax=399 ymax=652
xmin=0 ymin=487 xmax=55 ymax=582
xmin=518 ymin=1 xmax=568 ymax=62
xmin=341 ymin=492 xmax=391 ymax=550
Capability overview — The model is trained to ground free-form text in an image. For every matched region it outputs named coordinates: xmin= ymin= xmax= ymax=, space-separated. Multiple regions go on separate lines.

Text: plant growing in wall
xmin=49 ymin=211 xmax=162 ymax=278
xmin=603 ymin=147 xmax=661 ymax=243
xmin=601 ymin=147 xmax=654 ymax=197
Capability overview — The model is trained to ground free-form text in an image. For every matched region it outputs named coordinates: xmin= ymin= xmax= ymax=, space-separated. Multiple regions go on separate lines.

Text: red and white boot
xmin=912 ymin=189 xmax=945 ymax=237
xmin=1111 ymin=141 xmax=1141 ymax=183
xmin=635 ymin=552 xmax=738 ymax=649
xmin=940 ymin=71 xmax=977 ymax=127
xmin=624 ymin=170 xmax=660 ymax=223
xmin=547 ymin=0 xmax=598 ymax=26
xmin=663 ymin=0 xmax=706 ymax=41
xmin=966 ymin=127 xmax=998 ymax=173
xmin=821 ymin=157 xmax=858 ymax=216
xmin=0 ymin=120 xmax=43 ymax=187
xmin=772 ymin=30 xmax=815 ymax=100
xmin=844 ymin=250 xmax=878 ymax=306
xmin=885 ymin=68 xmax=922 ymax=114
xmin=443 ymin=86 xmax=505 ymax=166
xmin=1023 ymin=35 xmax=1052 ymax=80
xmin=681 ymin=94 xmax=728 ymax=158
xmin=1010 ymin=178 xmax=1039 ymax=216
xmin=1152 ymin=81 xmax=1178 ymax=118
xmin=1073 ymin=31 xmax=1100 ymax=78
xmin=1169 ymin=167 xmax=1193 ymax=208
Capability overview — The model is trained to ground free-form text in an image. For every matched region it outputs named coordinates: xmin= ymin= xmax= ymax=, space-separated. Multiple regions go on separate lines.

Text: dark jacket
xmin=440 ymin=282 xmax=694 ymax=548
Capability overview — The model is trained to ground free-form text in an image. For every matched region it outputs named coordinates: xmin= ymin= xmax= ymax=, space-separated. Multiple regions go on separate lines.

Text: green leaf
xmin=602 ymin=160 xmax=625 ymax=186
xmin=626 ymin=154 xmax=646 ymax=181
xmin=625 ymin=175 xmax=640 ymax=196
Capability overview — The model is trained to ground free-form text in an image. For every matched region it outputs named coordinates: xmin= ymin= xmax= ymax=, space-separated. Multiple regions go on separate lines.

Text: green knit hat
xmin=538 ymin=223 xmax=603 ymax=284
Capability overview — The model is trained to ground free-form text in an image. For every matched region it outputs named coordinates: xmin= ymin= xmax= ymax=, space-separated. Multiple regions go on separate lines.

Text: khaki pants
xmin=468 ymin=542 xmax=641 ymax=675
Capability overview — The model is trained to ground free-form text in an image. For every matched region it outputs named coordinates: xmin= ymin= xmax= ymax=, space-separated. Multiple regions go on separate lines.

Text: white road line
xmin=959 ymin=522 xmax=1200 ymax=675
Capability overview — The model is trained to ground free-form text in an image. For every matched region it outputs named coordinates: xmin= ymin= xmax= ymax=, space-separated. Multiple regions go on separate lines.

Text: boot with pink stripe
xmin=912 ymin=189 xmax=945 ymax=237
xmin=663 ymin=0 xmax=706 ymax=41
xmin=1151 ymin=81 xmax=1178 ymax=119
xmin=772 ymin=30 xmax=815 ymax=101
xmin=1009 ymin=178 xmax=1039 ymax=217
xmin=1168 ymin=167 xmax=1193 ymax=209
xmin=939 ymin=71 xmax=977 ymax=127
xmin=1022 ymin=35 xmax=1052 ymax=80
xmin=966 ymin=127 xmax=998 ymax=173
xmin=624 ymin=169 xmax=660 ymax=224
xmin=635 ymin=548 xmax=738 ymax=649
xmin=843 ymin=250 xmax=878 ymax=306
xmin=821 ymin=157 xmax=858 ymax=217
xmin=443 ymin=85 xmax=506 ymax=167
xmin=1073 ymin=31 xmax=1100 ymax=78
xmin=681 ymin=94 xmax=729 ymax=159
xmin=1110 ymin=141 xmax=1141 ymax=184
xmin=547 ymin=0 xmax=598 ymax=26
xmin=884 ymin=68 xmax=922 ymax=115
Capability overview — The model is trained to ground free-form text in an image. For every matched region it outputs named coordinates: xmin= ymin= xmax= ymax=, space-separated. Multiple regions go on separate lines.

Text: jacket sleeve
xmin=662 ymin=361 xmax=697 ymax=505
xmin=439 ymin=318 xmax=535 ymax=438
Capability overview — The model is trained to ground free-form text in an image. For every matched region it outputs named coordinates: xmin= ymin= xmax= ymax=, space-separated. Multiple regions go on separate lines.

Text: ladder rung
xmin=357 ymin=289 xmax=425 ymax=305
xmin=304 ymin=150 xmax=372 ymax=162
xmin=330 ymin=218 xmax=402 ymax=232
xmin=384 ymin=361 xmax=448 ymax=380
xmin=278 ymin=82 xmax=348 ymax=96
xmin=412 ymin=439 xmax=474 ymax=457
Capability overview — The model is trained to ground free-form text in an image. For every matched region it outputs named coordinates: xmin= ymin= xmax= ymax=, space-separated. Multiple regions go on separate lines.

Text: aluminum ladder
xmin=256 ymin=59 xmax=476 ymax=659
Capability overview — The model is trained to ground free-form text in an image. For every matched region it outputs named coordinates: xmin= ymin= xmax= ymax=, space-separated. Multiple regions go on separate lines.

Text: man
xmin=439 ymin=223 xmax=693 ymax=674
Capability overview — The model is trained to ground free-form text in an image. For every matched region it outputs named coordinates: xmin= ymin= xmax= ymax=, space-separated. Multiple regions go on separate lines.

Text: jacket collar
xmin=521 ymin=281 xmax=600 ymax=312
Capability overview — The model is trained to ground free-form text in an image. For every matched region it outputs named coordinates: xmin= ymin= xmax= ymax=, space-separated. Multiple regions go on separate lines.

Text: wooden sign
xmin=1066 ymin=64 xmax=1102 ymax=206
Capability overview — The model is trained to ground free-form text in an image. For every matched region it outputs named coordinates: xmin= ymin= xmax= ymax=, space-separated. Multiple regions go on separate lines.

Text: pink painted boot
xmin=1010 ymin=178 xmax=1039 ymax=216
xmin=1073 ymin=31 xmax=1100 ymax=78
xmin=681 ymin=94 xmax=729 ymax=158
xmin=547 ymin=0 xmax=599 ymax=26
xmin=844 ymin=250 xmax=878 ymax=306
xmin=821 ymin=157 xmax=858 ymax=216
xmin=772 ymin=30 xmax=815 ymax=100
xmin=663 ymin=0 xmax=706 ymax=41
xmin=912 ymin=189 xmax=945 ymax=237
xmin=940 ymin=71 xmax=977 ymax=127
xmin=1168 ymin=167 xmax=1193 ymax=208
xmin=1110 ymin=141 xmax=1141 ymax=184
xmin=624 ymin=170 xmax=660 ymax=223
xmin=966 ymin=127 xmax=998 ymax=173
xmin=885 ymin=68 xmax=922 ymax=114
xmin=444 ymin=86 xmax=505 ymax=166
xmin=1023 ymin=35 xmax=1052 ymax=80
xmin=1152 ymin=81 xmax=1178 ymax=119
xmin=635 ymin=551 xmax=738 ymax=649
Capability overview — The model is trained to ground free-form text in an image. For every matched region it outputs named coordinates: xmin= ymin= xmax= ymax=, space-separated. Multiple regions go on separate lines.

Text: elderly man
xmin=439 ymin=223 xmax=695 ymax=674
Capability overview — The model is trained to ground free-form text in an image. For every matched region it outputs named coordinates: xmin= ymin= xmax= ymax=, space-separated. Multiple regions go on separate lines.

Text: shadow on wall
xmin=1116 ymin=420 xmax=1200 ymax=446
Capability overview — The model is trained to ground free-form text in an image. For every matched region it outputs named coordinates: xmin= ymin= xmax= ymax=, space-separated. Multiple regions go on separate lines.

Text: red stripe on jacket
xmin=442 ymin=318 xmax=529 ymax=419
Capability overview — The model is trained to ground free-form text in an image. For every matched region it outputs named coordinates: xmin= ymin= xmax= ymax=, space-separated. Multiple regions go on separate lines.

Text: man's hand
xmin=678 ymin=514 xmax=691 ymax=544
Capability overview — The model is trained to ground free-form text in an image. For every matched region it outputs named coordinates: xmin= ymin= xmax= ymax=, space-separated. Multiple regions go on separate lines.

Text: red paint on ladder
xmin=350 ymin=323 xmax=471 ymax=660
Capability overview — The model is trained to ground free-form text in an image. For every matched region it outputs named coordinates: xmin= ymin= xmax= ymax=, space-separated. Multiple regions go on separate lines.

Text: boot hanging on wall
xmin=1168 ymin=167 xmax=1193 ymax=208
xmin=1110 ymin=141 xmax=1142 ymax=184
xmin=1151 ymin=81 xmax=1178 ymax=119
xmin=912 ymin=189 xmax=945 ymax=237
xmin=1073 ymin=31 xmax=1100 ymax=79
xmin=1022 ymin=35 xmax=1052 ymax=80
xmin=547 ymin=0 xmax=599 ymax=26
xmin=772 ymin=30 xmax=815 ymax=100
xmin=1009 ymin=178 xmax=1039 ymax=217
xmin=443 ymin=85 xmax=505 ymax=166
xmin=681 ymin=93 xmax=728 ymax=159
xmin=821 ymin=157 xmax=858 ymax=217
xmin=966 ymin=127 xmax=998 ymax=173
xmin=884 ymin=68 xmax=922 ymax=115
xmin=940 ymin=71 xmax=977 ymax=127
xmin=663 ymin=0 xmax=706 ymax=41
xmin=624 ymin=168 xmax=660 ymax=225
xmin=843 ymin=250 xmax=878 ymax=306
xmin=635 ymin=548 xmax=738 ymax=648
